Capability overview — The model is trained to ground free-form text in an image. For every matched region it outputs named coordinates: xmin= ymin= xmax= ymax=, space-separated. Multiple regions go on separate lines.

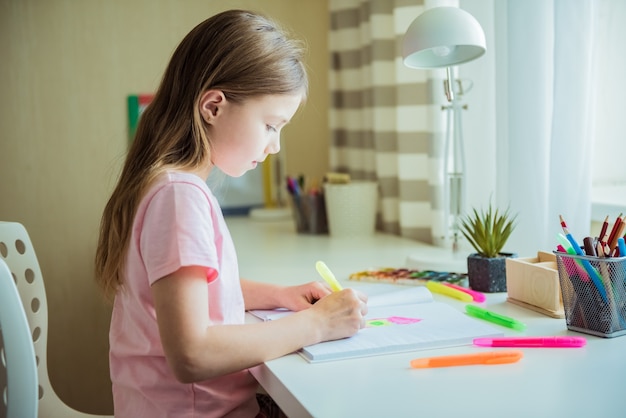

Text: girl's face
xmin=207 ymin=93 xmax=303 ymax=177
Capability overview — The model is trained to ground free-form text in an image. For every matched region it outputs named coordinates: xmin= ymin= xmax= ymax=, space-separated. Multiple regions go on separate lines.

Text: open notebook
xmin=249 ymin=287 xmax=503 ymax=363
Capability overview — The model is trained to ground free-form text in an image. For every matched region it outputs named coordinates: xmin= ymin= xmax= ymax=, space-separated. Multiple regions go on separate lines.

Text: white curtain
xmin=591 ymin=1 xmax=626 ymax=185
xmin=493 ymin=0 xmax=601 ymax=256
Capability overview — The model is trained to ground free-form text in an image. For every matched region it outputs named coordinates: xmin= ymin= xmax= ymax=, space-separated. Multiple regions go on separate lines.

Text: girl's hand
xmin=309 ymin=288 xmax=368 ymax=342
xmin=278 ymin=281 xmax=332 ymax=312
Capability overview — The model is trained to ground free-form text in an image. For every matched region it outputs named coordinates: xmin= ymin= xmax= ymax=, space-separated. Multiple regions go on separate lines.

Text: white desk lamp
xmin=402 ymin=6 xmax=486 ymax=272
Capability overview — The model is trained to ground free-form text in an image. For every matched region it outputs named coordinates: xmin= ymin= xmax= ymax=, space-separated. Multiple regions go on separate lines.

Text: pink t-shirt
xmin=109 ymin=171 xmax=258 ymax=418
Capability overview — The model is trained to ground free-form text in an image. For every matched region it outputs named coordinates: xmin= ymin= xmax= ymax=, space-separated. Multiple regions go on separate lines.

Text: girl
xmin=95 ymin=9 xmax=368 ymax=418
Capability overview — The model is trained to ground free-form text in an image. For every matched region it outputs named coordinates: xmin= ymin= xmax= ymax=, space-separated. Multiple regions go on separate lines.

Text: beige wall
xmin=0 ymin=0 xmax=329 ymax=413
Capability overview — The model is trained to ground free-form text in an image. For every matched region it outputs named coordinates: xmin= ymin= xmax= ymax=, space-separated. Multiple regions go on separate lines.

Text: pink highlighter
xmin=473 ymin=336 xmax=587 ymax=348
xmin=442 ymin=282 xmax=486 ymax=303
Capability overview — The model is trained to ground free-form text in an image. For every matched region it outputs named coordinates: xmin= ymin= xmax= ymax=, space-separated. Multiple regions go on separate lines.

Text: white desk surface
xmin=227 ymin=216 xmax=626 ymax=418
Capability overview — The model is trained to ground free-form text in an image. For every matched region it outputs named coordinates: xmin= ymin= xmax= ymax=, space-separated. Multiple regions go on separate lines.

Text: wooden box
xmin=505 ymin=251 xmax=564 ymax=318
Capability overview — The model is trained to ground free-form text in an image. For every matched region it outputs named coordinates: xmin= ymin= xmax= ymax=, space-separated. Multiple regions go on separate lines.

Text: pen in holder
xmin=290 ymin=192 xmax=328 ymax=234
xmin=554 ymin=252 xmax=626 ymax=337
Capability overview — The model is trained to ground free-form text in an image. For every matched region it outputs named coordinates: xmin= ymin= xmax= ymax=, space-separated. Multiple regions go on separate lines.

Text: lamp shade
xmin=402 ymin=7 xmax=486 ymax=69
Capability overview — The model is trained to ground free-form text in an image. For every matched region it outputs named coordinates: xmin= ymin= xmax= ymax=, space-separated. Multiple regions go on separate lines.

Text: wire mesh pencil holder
xmin=554 ymin=252 xmax=626 ymax=337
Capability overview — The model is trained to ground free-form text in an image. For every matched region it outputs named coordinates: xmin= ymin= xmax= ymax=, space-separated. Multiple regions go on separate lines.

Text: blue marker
xmin=556 ymin=233 xmax=576 ymax=254
xmin=618 ymin=237 xmax=626 ymax=257
xmin=564 ymin=232 xmax=607 ymax=302
xmin=559 ymin=217 xmax=607 ymax=303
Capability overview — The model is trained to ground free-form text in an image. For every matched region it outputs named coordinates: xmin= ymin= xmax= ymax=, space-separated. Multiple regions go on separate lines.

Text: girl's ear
xmin=199 ymin=89 xmax=225 ymax=123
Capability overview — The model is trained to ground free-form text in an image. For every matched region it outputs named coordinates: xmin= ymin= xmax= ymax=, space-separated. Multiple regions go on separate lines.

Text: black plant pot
xmin=467 ymin=253 xmax=517 ymax=293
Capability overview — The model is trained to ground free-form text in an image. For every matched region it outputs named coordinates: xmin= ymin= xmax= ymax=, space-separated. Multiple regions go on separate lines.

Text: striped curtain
xmin=328 ymin=0 xmax=450 ymax=245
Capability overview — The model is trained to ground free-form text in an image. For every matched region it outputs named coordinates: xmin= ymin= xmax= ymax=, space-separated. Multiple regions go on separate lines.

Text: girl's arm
xmin=152 ymin=266 xmax=367 ymax=383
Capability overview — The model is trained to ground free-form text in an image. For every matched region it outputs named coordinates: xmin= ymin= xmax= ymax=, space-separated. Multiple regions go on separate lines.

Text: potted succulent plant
xmin=459 ymin=202 xmax=518 ymax=293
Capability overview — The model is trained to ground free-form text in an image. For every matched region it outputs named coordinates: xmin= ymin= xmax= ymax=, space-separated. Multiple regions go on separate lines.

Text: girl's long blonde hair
xmin=95 ymin=10 xmax=308 ymax=300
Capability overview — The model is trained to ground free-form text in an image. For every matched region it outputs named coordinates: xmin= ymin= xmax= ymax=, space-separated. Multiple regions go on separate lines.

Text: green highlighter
xmin=465 ymin=304 xmax=526 ymax=331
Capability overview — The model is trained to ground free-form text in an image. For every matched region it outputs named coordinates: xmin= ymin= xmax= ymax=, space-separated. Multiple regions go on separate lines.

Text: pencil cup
xmin=289 ymin=193 xmax=328 ymax=234
xmin=554 ymin=252 xmax=626 ymax=337
xmin=323 ymin=181 xmax=378 ymax=237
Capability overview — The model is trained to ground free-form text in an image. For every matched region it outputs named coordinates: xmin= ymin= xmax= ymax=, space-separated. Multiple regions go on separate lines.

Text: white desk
xmin=227 ymin=216 xmax=626 ymax=418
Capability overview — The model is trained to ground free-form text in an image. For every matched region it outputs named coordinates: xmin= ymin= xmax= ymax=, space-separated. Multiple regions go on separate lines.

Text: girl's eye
xmin=266 ymin=125 xmax=277 ymax=133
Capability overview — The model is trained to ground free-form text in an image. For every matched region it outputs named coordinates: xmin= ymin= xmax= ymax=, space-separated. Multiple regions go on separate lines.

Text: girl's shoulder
xmin=162 ymin=170 xmax=208 ymax=186
xmin=147 ymin=170 xmax=211 ymax=194
xmin=142 ymin=170 xmax=215 ymax=206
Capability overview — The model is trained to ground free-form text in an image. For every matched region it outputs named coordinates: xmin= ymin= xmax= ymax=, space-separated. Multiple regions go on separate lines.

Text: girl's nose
xmin=266 ymin=136 xmax=281 ymax=154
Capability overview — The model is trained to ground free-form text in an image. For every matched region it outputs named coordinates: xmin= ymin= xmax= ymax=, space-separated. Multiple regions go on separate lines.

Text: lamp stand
xmin=442 ymin=68 xmax=468 ymax=253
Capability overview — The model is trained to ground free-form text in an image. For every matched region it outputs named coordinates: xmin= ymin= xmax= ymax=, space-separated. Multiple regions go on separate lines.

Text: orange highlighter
xmin=410 ymin=350 xmax=523 ymax=369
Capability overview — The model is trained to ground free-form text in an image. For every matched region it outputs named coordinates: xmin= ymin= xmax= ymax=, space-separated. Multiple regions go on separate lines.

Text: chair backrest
xmin=0 ymin=221 xmax=66 ymax=415
xmin=0 ymin=258 xmax=38 ymax=418
xmin=0 ymin=221 xmax=114 ymax=418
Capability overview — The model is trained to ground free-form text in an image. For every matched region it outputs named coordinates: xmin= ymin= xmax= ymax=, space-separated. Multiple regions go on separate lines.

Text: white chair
xmin=0 ymin=222 xmax=112 ymax=417
xmin=0 ymin=258 xmax=38 ymax=418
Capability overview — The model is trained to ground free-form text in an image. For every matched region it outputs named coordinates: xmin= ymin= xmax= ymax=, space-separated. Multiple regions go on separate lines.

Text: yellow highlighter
xmin=315 ymin=261 xmax=343 ymax=292
xmin=426 ymin=280 xmax=473 ymax=302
